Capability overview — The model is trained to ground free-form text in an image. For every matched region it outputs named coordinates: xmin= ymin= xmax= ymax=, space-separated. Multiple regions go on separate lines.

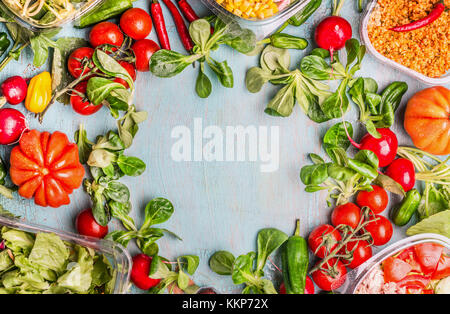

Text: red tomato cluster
xmin=67 ymin=8 xmax=159 ymax=116
xmin=309 ymin=186 xmax=395 ymax=291
xmin=383 ymin=243 xmax=449 ymax=294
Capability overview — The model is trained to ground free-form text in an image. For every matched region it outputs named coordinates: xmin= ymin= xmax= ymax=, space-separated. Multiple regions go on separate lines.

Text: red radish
xmin=385 ymin=158 xmax=416 ymax=192
xmin=314 ymin=16 xmax=352 ymax=55
xmin=0 ymin=108 xmax=28 ymax=145
xmin=347 ymin=128 xmax=398 ymax=168
xmin=0 ymin=76 xmax=27 ymax=105
xmin=131 ymin=254 xmax=162 ymax=290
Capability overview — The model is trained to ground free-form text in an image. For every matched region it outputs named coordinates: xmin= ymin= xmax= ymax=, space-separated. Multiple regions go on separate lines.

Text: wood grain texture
xmin=0 ymin=0 xmax=448 ymax=294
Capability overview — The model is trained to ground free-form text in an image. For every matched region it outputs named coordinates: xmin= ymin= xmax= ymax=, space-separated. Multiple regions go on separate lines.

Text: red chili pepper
xmin=151 ymin=0 xmax=171 ymax=50
xmin=390 ymin=2 xmax=445 ymax=32
xmin=161 ymin=0 xmax=194 ymax=52
xmin=177 ymin=0 xmax=199 ymax=23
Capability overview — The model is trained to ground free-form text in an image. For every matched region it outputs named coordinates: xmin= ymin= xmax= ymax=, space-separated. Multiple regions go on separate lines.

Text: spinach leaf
xmin=86 ymin=77 xmax=126 ymax=106
xmin=109 ymin=201 xmax=136 ymax=231
xmin=116 ymin=155 xmax=146 ymax=177
xmin=323 ymin=122 xmax=353 ymax=151
xmin=264 ymin=82 xmax=296 ymax=117
xmin=231 ymin=253 xmax=255 ymax=285
xmin=207 ymin=57 xmax=233 ymax=88
xmin=195 ymin=62 xmax=212 ymax=98
xmin=209 ymin=251 xmax=235 ymax=275
xmin=300 ymin=164 xmax=329 ymax=185
xmin=93 ymin=49 xmax=133 ymax=89
xmin=255 ymin=228 xmax=288 ymax=274
xmin=177 ymin=255 xmax=200 ymax=275
xmin=142 ymin=198 xmax=174 ymax=229
xmin=74 ymin=124 xmax=93 ymax=164
xmin=150 ymin=50 xmax=201 ymax=77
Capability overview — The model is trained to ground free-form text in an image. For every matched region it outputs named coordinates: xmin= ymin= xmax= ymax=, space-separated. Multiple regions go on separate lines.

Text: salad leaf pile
xmin=0 ymin=227 xmax=114 ymax=294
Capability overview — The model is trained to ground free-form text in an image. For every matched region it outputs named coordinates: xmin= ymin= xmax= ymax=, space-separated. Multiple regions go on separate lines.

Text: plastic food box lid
xmin=360 ymin=0 xmax=450 ymax=85
xmin=201 ymin=0 xmax=313 ymax=39
xmin=334 ymin=233 xmax=450 ymax=294
xmin=0 ymin=0 xmax=104 ymax=30
xmin=0 ymin=214 xmax=131 ymax=294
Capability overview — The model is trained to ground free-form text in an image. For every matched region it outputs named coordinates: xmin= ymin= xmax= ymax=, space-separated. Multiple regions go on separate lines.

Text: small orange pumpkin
xmin=404 ymin=86 xmax=450 ymax=155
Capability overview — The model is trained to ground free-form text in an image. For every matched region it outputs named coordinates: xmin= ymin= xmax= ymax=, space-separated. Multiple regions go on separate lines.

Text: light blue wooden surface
xmin=0 ymin=0 xmax=448 ymax=294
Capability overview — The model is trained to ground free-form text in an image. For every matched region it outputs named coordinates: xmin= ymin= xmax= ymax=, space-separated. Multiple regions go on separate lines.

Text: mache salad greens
xmin=0 ymin=226 xmax=115 ymax=294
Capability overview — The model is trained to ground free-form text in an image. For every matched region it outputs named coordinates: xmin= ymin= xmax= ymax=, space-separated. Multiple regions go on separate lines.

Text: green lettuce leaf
xmin=57 ymin=246 xmax=94 ymax=293
xmin=28 ymin=233 xmax=69 ymax=273
xmin=1 ymin=227 xmax=34 ymax=253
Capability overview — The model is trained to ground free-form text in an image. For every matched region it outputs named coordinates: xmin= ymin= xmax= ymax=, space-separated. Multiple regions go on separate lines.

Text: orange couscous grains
xmin=367 ymin=0 xmax=450 ymax=78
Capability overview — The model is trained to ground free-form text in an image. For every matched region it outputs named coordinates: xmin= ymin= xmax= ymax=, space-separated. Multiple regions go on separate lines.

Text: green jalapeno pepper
xmin=391 ymin=189 xmax=421 ymax=226
xmin=268 ymin=33 xmax=308 ymax=50
xmin=76 ymin=0 xmax=133 ymax=28
xmin=0 ymin=32 xmax=10 ymax=58
xmin=277 ymin=0 xmax=322 ymax=32
xmin=281 ymin=220 xmax=308 ymax=294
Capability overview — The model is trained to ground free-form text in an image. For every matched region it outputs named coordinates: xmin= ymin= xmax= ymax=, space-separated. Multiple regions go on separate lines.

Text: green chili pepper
xmin=267 ymin=33 xmax=308 ymax=50
xmin=276 ymin=0 xmax=322 ymax=32
xmin=391 ymin=189 xmax=421 ymax=226
xmin=0 ymin=32 xmax=10 ymax=58
xmin=281 ymin=220 xmax=308 ymax=294
xmin=358 ymin=0 xmax=364 ymax=12
xmin=347 ymin=159 xmax=378 ymax=180
xmin=76 ymin=0 xmax=133 ymax=28
xmin=378 ymin=81 xmax=408 ymax=114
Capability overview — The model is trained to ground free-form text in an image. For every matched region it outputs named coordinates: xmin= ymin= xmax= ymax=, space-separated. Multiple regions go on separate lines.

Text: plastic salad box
xmin=201 ymin=0 xmax=313 ymax=39
xmin=360 ymin=0 xmax=450 ymax=85
xmin=0 ymin=214 xmax=131 ymax=294
xmin=335 ymin=233 xmax=450 ymax=294
xmin=0 ymin=0 xmax=104 ymax=30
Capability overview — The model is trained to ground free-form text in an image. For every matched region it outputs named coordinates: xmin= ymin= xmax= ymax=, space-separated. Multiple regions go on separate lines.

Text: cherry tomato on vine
xmin=279 ymin=276 xmax=315 ymax=294
xmin=120 ymin=8 xmax=152 ymax=40
xmin=364 ymin=214 xmax=393 ymax=246
xmin=131 ymin=39 xmax=160 ymax=72
xmin=131 ymin=254 xmax=162 ymax=290
xmin=356 ymin=185 xmax=389 ymax=214
xmin=70 ymin=81 xmax=102 ymax=115
xmin=113 ymin=61 xmax=137 ymax=89
xmin=331 ymin=203 xmax=361 ymax=229
xmin=340 ymin=240 xmax=372 ymax=269
xmin=311 ymin=258 xmax=347 ymax=291
xmin=308 ymin=224 xmax=341 ymax=258
xmin=75 ymin=208 xmax=108 ymax=238
xmin=89 ymin=22 xmax=124 ymax=48
xmin=67 ymin=47 xmax=94 ymax=78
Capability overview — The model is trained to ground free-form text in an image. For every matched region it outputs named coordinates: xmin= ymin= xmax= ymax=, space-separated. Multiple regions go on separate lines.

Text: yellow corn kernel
xmin=217 ymin=0 xmax=280 ymax=19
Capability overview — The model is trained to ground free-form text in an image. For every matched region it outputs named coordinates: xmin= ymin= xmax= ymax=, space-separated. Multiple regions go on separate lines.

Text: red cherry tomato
xmin=120 ymin=8 xmax=152 ymax=40
xmin=364 ymin=214 xmax=393 ymax=246
xmin=385 ymin=158 xmax=416 ymax=192
xmin=331 ymin=203 xmax=361 ymax=229
xmin=75 ymin=208 xmax=108 ymax=239
xmin=70 ymin=81 xmax=102 ymax=115
xmin=356 ymin=185 xmax=389 ymax=214
xmin=383 ymin=256 xmax=412 ymax=282
xmin=340 ymin=240 xmax=372 ymax=269
xmin=279 ymin=276 xmax=315 ymax=294
xmin=131 ymin=254 xmax=162 ymax=290
xmin=113 ymin=61 xmax=137 ymax=89
xmin=89 ymin=22 xmax=124 ymax=48
xmin=131 ymin=39 xmax=160 ymax=72
xmin=308 ymin=224 xmax=341 ymax=258
xmin=414 ymin=243 xmax=444 ymax=274
xmin=67 ymin=47 xmax=94 ymax=78
xmin=432 ymin=253 xmax=450 ymax=280
xmin=311 ymin=258 xmax=347 ymax=291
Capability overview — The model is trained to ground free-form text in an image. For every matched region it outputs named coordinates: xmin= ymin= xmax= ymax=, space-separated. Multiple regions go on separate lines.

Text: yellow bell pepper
xmin=25 ymin=71 xmax=52 ymax=113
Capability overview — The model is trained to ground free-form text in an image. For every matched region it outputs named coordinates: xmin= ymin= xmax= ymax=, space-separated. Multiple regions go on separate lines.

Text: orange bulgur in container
xmin=367 ymin=0 xmax=450 ymax=78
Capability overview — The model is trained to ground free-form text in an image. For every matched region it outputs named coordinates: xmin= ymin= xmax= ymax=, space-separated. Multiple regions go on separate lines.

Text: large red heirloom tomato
xmin=10 ymin=130 xmax=85 ymax=208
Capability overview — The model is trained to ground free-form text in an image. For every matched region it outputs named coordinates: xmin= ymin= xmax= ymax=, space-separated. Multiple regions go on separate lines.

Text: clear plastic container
xmin=201 ymin=0 xmax=313 ymax=39
xmin=0 ymin=0 xmax=104 ymax=30
xmin=335 ymin=233 xmax=450 ymax=294
xmin=360 ymin=0 xmax=450 ymax=85
xmin=0 ymin=214 xmax=131 ymax=294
